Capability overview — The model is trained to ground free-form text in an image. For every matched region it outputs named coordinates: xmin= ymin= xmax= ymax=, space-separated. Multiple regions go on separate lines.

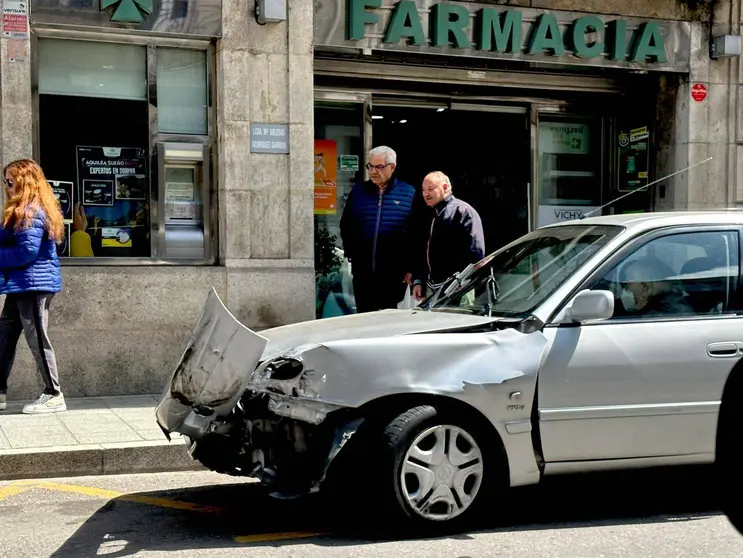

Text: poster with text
xmin=539 ymin=122 xmax=591 ymax=155
xmin=75 ymin=146 xmax=150 ymax=257
xmin=49 ymin=180 xmax=74 ymax=223
xmin=58 ymin=223 xmax=70 ymax=258
xmin=314 ymin=139 xmax=337 ymax=215
xmin=617 ymin=126 xmax=650 ymax=192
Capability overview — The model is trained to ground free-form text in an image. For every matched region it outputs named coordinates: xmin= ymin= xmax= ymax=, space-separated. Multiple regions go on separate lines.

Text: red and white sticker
xmin=691 ymin=83 xmax=707 ymax=102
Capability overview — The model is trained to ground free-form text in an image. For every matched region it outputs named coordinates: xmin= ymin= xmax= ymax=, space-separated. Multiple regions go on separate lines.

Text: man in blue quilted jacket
xmin=340 ymin=146 xmax=425 ymax=313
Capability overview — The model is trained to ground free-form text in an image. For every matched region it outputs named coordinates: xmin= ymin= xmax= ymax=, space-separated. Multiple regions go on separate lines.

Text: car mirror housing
xmin=569 ymin=290 xmax=615 ymax=323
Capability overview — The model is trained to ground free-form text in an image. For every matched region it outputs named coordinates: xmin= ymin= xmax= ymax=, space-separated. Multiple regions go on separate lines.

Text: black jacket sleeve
xmin=460 ymin=206 xmax=486 ymax=264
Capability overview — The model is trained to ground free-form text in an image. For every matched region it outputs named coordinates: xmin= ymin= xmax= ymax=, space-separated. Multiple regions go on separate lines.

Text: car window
xmin=424 ymin=225 xmax=623 ymax=317
xmin=590 ymin=230 xmax=740 ymax=320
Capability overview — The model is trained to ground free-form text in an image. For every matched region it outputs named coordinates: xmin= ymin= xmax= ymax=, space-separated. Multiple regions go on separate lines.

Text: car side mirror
xmin=569 ymin=290 xmax=615 ymax=323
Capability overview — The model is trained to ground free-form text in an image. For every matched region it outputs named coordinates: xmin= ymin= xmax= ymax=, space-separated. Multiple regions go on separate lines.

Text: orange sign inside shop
xmin=314 ymin=140 xmax=338 ymax=215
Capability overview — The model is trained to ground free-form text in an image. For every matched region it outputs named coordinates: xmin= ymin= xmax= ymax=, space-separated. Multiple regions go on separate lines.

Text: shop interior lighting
xmin=372 ymin=115 xmax=383 ymax=119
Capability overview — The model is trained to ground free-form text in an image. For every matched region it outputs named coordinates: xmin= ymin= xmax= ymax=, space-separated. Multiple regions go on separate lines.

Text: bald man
xmin=413 ymin=171 xmax=486 ymax=300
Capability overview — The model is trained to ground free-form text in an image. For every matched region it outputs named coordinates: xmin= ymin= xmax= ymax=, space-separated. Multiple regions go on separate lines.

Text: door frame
xmin=314 ymin=88 xmax=373 ymax=182
xmin=532 ymin=106 xmax=608 ymax=231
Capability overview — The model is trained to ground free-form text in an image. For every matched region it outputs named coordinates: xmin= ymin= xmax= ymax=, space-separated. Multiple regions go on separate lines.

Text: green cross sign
xmin=101 ymin=0 xmax=153 ymax=23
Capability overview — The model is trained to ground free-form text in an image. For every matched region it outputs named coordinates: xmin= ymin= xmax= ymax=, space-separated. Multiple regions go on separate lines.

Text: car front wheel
xmin=381 ymin=405 xmax=495 ymax=528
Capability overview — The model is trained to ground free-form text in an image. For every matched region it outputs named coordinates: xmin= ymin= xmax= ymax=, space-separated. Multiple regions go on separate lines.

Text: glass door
xmin=313 ymin=90 xmax=372 ymax=318
xmin=534 ymin=108 xmax=604 ymax=228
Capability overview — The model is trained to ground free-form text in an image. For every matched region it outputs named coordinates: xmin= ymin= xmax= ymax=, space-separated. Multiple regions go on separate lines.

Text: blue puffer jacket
xmin=0 ymin=207 xmax=62 ymax=295
xmin=339 ymin=177 xmax=422 ymax=278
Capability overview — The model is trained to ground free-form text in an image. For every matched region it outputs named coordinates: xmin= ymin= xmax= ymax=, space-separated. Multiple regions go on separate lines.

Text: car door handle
xmin=707 ymin=342 xmax=743 ymax=358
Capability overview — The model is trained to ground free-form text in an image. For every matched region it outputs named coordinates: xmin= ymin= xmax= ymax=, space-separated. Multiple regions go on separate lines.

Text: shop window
xmin=537 ymin=116 xmax=602 ymax=227
xmin=157 ymin=48 xmax=208 ymax=135
xmin=38 ymin=39 xmax=146 ymax=101
xmin=36 ymin=38 xmax=211 ymax=262
xmin=314 ymin=102 xmax=365 ymax=318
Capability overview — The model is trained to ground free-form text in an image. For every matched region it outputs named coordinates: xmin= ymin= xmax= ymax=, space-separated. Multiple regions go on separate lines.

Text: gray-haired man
xmin=340 ymin=146 xmax=425 ymax=313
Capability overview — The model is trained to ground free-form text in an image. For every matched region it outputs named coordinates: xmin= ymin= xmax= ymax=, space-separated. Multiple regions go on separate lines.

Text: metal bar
xmin=147 ymin=43 xmax=159 ymax=259
xmin=582 ymin=157 xmax=715 ymax=218
xmin=60 ymin=257 xmax=214 ymax=266
xmin=31 ymin=25 xmax=212 ymax=47
xmin=313 ymin=59 xmax=625 ymax=93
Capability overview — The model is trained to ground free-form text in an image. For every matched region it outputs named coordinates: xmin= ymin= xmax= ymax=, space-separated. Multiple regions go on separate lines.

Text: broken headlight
xmin=261 ymin=357 xmax=304 ymax=380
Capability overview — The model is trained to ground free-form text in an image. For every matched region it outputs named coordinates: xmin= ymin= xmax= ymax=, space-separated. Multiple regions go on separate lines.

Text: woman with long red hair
xmin=0 ymin=159 xmax=65 ymax=414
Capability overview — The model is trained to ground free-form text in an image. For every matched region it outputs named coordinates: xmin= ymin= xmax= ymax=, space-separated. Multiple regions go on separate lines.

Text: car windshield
xmin=421 ymin=224 xmax=625 ymax=317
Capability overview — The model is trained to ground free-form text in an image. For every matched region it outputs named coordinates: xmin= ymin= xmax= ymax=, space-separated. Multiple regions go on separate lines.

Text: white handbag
xmin=397 ymin=286 xmax=419 ymax=309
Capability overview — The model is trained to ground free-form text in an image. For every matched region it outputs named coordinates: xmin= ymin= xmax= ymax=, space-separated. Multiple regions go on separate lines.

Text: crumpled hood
xmin=154 ymin=288 xmax=504 ymax=436
xmin=258 ymin=308 xmax=502 ymax=360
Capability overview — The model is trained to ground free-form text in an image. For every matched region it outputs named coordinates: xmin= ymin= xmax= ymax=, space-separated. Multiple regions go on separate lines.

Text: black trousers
xmin=0 ymin=293 xmax=61 ymax=396
xmin=352 ymin=273 xmax=408 ymax=313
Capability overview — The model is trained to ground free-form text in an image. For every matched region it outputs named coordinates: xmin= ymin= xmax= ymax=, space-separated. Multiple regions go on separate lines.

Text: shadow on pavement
xmin=51 ymin=465 xmax=725 ymax=556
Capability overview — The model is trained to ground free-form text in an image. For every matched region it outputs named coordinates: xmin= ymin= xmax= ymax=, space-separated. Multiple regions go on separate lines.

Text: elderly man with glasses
xmin=340 ymin=146 xmax=425 ymax=313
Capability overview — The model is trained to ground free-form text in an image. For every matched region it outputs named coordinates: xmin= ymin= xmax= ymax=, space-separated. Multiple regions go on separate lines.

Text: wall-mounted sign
xmin=7 ymin=38 xmax=24 ymax=62
xmin=3 ymin=0 xmax=28 ymax=39
xmin=315 ymin=0 xmax=691 ymax=72
xmin=617 ymin=125 xmax=650 ymax=192
xmin=250 ymin=123 xmax=290 ymax=154
xmin=339 ymin=154 xmax=359 ymax=172
xmin=691 ymin=83 xmax=707 ymax=102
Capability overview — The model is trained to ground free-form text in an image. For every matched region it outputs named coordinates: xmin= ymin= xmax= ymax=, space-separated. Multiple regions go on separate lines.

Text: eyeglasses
xmin=365 ymin=163 xmax=390 ymax=171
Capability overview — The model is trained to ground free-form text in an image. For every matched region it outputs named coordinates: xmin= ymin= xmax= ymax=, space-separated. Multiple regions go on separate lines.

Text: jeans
xmin=0 ymin=292 xmax=61 ymax=396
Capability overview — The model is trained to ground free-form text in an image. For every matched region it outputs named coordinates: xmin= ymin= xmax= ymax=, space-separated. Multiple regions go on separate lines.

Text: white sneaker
xmin=22 ymin=393 xmax=66 ymax=414
xmin=0 ymin=394 xmax=5 ymax=411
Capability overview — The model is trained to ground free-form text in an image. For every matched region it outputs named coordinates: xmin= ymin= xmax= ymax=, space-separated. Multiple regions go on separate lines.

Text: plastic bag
xmin=397 ymin=286 xmax=419 ymax=310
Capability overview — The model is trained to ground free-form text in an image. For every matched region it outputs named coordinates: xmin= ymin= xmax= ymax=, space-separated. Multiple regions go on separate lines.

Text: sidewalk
xmin=0 ymin=395 xmax=203 ymax=481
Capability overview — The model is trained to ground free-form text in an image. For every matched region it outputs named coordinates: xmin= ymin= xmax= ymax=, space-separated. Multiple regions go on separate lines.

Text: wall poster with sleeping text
xmin=75 ymin=146 xmax=150 ymax=257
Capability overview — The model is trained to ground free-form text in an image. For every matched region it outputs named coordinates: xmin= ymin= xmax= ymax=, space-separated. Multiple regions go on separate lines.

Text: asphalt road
xmin=1 ymin=466 xmax=742 ymax=557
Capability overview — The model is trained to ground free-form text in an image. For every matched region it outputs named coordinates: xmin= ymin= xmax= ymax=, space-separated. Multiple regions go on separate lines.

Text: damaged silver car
xmin=156 ymin=212 xmax=743 ymax=528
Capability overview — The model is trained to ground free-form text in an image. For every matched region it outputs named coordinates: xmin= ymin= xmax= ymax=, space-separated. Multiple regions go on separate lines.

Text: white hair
xmin=424 ymin=171 xmax=452 ymax=190
xmin=368 ymin=146 xmax=397 ymax=165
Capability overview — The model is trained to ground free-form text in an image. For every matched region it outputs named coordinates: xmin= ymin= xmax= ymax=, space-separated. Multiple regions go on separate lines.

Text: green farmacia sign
xmin=346 ymin=0 xmax=667 ymax=63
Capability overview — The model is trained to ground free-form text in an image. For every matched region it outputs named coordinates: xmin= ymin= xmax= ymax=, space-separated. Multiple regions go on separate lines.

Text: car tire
xmin=379 ymin=404 xmax=498 ymax=531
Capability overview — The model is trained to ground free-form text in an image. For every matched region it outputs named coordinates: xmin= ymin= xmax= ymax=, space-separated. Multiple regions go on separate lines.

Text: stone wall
xmin=654 ymin=0 xmax=740 ymax=211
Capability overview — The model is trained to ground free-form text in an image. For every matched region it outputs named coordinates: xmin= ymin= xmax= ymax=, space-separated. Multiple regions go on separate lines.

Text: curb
xmin=0 ymin=438 xmax=205 ymax=481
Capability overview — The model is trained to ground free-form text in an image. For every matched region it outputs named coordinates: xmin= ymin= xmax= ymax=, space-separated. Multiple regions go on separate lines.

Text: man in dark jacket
xmin=413 ymin=171 xmax=486 ymax=300
xmin=340 ymin=146 xmax=424 ymax=313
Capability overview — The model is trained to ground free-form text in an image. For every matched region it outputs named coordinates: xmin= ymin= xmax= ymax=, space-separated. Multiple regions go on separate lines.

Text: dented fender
xmin=254 ymin=328 xmax=550 ymax=486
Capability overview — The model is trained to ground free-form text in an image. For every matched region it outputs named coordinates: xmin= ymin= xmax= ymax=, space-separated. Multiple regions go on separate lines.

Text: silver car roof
xmin=543 ymin=211 xmax=743 ymax=234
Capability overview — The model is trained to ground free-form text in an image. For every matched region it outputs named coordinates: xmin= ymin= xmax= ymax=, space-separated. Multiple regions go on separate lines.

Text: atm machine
xmin=156 ymin=141 xmax=211 ymax=259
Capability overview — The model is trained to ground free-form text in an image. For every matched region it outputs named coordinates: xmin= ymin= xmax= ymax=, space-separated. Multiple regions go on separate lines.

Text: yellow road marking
xmin=234 ymin=531 xmax=327 ymax=544
xmin=0 ymin=483 xmax=33 ymax=500
xmin=0 ymin=479 xmax=329 ymax=543
xmin=34 ymin=481 xmax=226 ymax=514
